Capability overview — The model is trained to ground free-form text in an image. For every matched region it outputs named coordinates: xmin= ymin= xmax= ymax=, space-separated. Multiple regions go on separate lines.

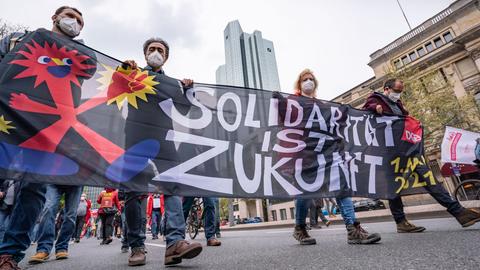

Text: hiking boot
xmin=0 ymin=255 xmax=20 ymax=270
xmin=164 ymin=240 xmax=202 ymax=266
xmin=347 ymin=221 xmax=381 ymax=244
xmin=121 ymin=247 xmax=129 ymax=253
xmin=55 ymin=250 xmax=69 ymax=260
xmin=292 ymin=225 xmax=316 ymax=245
xmin=128 ymin=247 xmax=146 ymax=266
xmin=455 ymin=208 xmax=480 ymax=227
xmin=207 ymin=238 xmax=221 ymax=246
xmin=28 ymin=252 xmax=49 ymax=264
xmin=396 ymin=220 xmax=426 ymax=233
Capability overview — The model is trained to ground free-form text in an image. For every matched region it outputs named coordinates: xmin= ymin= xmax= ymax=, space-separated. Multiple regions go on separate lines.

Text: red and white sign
xmin=401 ymin=116 xmax=423 ymax=144
xmin=441 ymin=126 xmax=480 ymax=165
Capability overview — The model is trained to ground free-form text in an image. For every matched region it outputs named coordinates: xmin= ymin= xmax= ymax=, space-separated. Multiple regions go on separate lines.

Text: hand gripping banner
xmin=0 ymin=29 xmax=438 ymax=199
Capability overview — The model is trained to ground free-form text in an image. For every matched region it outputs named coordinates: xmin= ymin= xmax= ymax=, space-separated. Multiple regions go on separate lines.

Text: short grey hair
xmin=143 ymin=37 xmax=169 ymax=59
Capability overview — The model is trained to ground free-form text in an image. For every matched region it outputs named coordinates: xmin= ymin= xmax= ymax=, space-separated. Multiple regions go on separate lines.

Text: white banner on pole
xmin=441 ymin=126 xmax=480 ymax=165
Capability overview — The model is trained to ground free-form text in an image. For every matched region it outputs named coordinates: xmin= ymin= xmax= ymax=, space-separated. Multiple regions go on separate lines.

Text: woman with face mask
xmin=287 ymin=69 xmax=381 ymax=246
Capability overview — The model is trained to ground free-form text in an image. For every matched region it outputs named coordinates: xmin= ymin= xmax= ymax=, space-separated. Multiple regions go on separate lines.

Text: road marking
xmin=265 ymin=228 xmax=346 ymax=234
xmin=145 ymin=243 xmax=166 ymax=248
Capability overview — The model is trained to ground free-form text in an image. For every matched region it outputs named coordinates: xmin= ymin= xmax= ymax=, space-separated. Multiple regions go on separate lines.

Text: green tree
xmin=386 ymin=67 xmax=480 ymax=151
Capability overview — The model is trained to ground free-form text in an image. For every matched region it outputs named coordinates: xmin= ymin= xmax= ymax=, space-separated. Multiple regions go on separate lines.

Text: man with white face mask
xmin=0 ymin=6 xmax=86 ymax=270
xmin=122 ymin=38 xmax=201 ymax=267
xmin=363 ymin=78 xmax=480 ymax=233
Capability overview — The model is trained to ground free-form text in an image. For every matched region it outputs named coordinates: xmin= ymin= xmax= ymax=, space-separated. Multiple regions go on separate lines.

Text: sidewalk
xmin=220 ymin=201 xmax=480 ymax=231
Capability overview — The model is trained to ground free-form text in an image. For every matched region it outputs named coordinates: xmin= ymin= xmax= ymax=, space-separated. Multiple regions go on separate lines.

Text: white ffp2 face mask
xmin=301 ymin=79 xmax=315 ymax=94
xmin=58 ymin=17 xmax=81 ymax=37
xmin=147 ymin=51 xmax=165 ymax=68
xmin=388 ymin=91 xmax=401 ymax=102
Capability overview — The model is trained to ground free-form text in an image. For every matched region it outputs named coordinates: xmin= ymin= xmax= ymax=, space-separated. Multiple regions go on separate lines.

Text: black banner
xmin=0 ymin=29 xmax=437 ymax=199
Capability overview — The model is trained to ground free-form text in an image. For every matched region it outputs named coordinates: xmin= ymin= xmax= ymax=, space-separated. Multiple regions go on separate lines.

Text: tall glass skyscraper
xmin=216 ymin=20 xmax=281 ymax=91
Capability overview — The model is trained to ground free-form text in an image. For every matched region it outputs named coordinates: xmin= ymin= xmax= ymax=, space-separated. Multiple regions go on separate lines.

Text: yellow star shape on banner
xmin=0 ymin=115 xmax=15 ymax=134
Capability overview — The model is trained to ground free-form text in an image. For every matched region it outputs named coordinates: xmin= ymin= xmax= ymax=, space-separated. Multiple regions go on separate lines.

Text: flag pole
xmin=396 ymin=0 xmax=412 ymax=30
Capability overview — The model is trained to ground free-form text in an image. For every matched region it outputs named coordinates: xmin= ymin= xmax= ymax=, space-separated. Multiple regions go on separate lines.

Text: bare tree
xmin=0 ymin=19 xmax=28 ymax=40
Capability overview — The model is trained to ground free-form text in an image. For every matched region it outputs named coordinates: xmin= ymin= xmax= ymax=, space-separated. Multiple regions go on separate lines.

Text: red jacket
xmin=362 ymin=92 xmax=409 ymax=116
xmin=84 ymin=199 xmax=92 ymax=223
xmin=147 ymin=194 xmax=164 ymax=218
xmin=97 ymin=189 xmax=121 ymax=214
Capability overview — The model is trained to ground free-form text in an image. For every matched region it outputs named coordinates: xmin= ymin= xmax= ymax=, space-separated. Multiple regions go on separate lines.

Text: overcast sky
xmin=1 ymin=0 xmax=454 ymax=100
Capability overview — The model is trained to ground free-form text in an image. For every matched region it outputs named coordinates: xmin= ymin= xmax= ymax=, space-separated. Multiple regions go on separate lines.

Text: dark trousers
xmin=389 ymin=163 xmax=463 ymax=223
xmin=100 ymin=213 xmax=115 ymax=240
xmin=124 ymin=192 xmax=147 ymax=249
xmin=73 ymin=215 xmax=85 ymax=240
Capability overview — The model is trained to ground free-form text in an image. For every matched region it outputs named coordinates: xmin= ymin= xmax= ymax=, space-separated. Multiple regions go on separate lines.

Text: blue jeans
xmin=151 ymin=210 xmax=162 ymax=237
xmin=0 ymin=182 xmax=47 ymax=262
xmin=0 ymin=208 xmax=12 ymax=242
xmin=213 ymin=197 xmax=220 ymax=234
xmin=164 ymin=195 xmax=185 ymax=247
xmin=36 ymin=184 xmax=83 ymax=253
xmin=182 ymin=197 xmax=216 ymax=241
xmin=296 ymin=197 xmax=355 ymax=226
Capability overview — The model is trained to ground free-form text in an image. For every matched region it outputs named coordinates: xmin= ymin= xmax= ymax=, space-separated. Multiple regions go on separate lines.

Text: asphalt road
xmin=19 ymin=217 xmax=480 ymax=270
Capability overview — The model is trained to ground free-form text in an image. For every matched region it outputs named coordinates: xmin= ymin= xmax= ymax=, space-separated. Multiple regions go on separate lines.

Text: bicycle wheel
xmin=454 ymin=179 xmax=480 ymax=208
xmin=188 ymin=214 xmax=199 ymax=240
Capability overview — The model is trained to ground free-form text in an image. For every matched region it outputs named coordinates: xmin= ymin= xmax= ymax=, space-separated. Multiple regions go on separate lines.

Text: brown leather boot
xmin=396 ymin=220 xmax=426 ymax=233
xmin=164 ymin=240 xmax=202 ymax=266
xmin=128 ymin=247 xmax=146 ymax=266
xmin=207 ymin=238 xmax=221 ymax=246
xmin=0 ymin=255 xmax=20 ymax=270
xmin=455 ymin=208 xmax=480 ymax=227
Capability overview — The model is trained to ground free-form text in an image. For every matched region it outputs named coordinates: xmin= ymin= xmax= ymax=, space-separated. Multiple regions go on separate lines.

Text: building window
xmin=425 ymin=42 xmax=434 ymax=52
xmin=417 ymin=47 xmax=426 ymax=57
xmin=394 ymin=59 xmax=402 ymax=69
xmin=443 ymin=31 xmax=453 ymax=43
xmin=225 ymin=35 xmax=229 ymax=40
xmin=271 ymin=210 xmax=277 ymax=221
xmin=401 ymin=55 xmax=410 ymax=65
xmin=280 ymin=209 xmax=287 ymax=220
xmin=434 ymin=37 xmax=444 ymax=48
xmin=233 ymin=204 xmax=239 ymax=211
xmin=290 ymin=207 xmax=295 ymax=219
xmin=455 ymin=57 xmax=478 ymax=79
xmin=409 ymin=51 xmax=418 ymax=61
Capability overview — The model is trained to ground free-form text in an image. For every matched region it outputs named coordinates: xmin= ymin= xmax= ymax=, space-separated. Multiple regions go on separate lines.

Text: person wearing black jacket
xmin=363 ymin=78 xmax=480 ymax=232
xmin=121 ymin=37 xmax=202 ymax=267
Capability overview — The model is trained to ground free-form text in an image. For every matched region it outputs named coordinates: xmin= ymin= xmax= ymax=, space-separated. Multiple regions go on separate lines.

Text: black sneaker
xmin=347 ymin=221 xmax=381 ymax=244
xmin=292 ymin=225 xmax=316 ymax=245
xmin=121 ymin=247 xmax=129 ymax=253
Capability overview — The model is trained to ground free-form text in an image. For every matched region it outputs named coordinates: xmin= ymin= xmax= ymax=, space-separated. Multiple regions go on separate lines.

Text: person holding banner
xmin=0 ymin=6 xmax=89 ymax=269
xmin=363 ymin=78 xmax=480 ymax=232
xmin=121 ymin=37 xmax=202 ymax=266
xmin=287 ymin=69 xmax=381 ymax=245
